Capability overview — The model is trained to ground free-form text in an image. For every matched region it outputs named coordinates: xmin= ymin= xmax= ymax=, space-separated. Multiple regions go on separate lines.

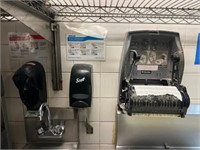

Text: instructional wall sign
xmin=9 ymin=33 xmax=48 ymax=58
xmin=66 ymin=34 xmax=105 ymax=60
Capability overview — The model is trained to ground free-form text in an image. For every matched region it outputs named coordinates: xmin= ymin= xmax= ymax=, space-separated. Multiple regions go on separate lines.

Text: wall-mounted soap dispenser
xmin=13 ymin=61 xmax=47 ymax=110
xmin=70 ymin=64 xmax=93 ymax=134
xmin=70 ymin=64 xmax=92 ymax=108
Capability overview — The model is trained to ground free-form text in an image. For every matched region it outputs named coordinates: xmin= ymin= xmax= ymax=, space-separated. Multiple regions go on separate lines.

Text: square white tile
xmin=48 ymin=97 xmax=69 ymax=108
xmin=182 ymin=73 xmax=200 ymax=99
xmin=93 ymin=73 xmax=101 ymax=98
xmin=183 ymin=46 xmax=200 ymax=73
xmin=185 ymin=25 xmax=200 ymax=46
xmin=79 ymin=98 xmax=100 ymax=122
xmin=8 ymin=122 xmax=27 ymax=144
xmin=61 ymin=45 xmax=74 ymax=73
xmin=100 ymin=98 xmax=117 ymax=122
xmin=79 ymin=122 xmax=100 ymax=144
xmin=101 ymin=46 xmax=122 ymax=73
xmin=130 ymin=24 xmax=158 ymax=31
xmin=47 ymin=73 xmax=70 ymax=98
xmin=100 ymin=122 xmax=116 ymax=144
xmin=5 ymin=98 xmax=24 ymax=121
xmin=100 ymin=73 xmax=119 ymax=97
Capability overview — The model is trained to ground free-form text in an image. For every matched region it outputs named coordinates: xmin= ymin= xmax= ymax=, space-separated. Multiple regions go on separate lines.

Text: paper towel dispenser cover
xmin=13 ymin=61 xmax=47 ymax=110
xmin=70 ymin=64 xmax=93 ymax=108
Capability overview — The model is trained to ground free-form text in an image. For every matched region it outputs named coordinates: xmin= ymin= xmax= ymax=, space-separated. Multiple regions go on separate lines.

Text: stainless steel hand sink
xmin=23 ymin=142 xmax=78 ymax=149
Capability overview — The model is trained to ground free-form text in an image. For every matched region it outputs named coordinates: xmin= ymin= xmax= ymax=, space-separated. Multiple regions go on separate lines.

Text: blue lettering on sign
xmin=67 ymin=35 xmax=104 ymax=42
xmin=195 ymin=33 xmax=200 ymax=65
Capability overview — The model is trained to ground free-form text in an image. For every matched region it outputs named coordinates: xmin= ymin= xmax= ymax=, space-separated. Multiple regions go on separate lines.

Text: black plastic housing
xmin=70 ymin=64 xmax=93 ymax=108
xmin=13 ymin=61 xmax=47 ymax=110
xmin=119 ymin=31 xmax=190 ymax=117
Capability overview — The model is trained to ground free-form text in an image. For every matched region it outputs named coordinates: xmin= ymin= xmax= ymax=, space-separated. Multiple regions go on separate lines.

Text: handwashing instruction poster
xmin=9 ymin=33 xmax=48 ymax=58
xmin=66 ymin=34 xmax=105 ymax=60
xmin=8 ymin=33 xmax=49 ymax=71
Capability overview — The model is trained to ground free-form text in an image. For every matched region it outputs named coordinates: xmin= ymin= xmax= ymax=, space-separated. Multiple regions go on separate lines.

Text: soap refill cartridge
xmin=13 ymin=61 xmax=47 ymax=110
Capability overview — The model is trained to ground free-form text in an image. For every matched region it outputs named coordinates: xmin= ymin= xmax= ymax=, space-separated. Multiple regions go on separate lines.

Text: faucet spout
xmin=38 ymin=103 xmax=52 ymax=129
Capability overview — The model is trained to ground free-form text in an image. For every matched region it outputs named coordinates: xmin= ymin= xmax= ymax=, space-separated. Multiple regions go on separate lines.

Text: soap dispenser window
xmin=13 ymin=61 xmax=47 ymax=111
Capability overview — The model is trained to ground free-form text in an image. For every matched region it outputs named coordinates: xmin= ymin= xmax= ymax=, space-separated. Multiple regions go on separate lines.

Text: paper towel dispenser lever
xmin=70 ymin=64 xmax=93 ymax=108
xmin=13 ymin=61 xmax=47 ymax=110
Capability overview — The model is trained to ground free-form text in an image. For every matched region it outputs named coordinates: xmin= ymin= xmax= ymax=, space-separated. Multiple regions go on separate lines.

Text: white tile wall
xmin=183 ymin=46 xmax=200 ymax=73
xmin=79 ymin=122 xmax=100 ymax=144
xmin=1 ymin=21 xmax=200 ymax=147
xmin=130 ymin=24 xmax=158 ymax=31
xmin=61 ymin=45 xmax=74 ymax=73
xmin=99 ymin=122 xmax=115 ymax=144
xmin=5 ymin=98 xmax=24 ymax=121
xmin=185 ymin=25 xmax=200 ymax=46
xmin=100 ymin=73 xmax=119 ymax=97
xmin=182 ymin=73 xmax=200 ymax=99
xmin=93 ymin=73 xmax=101 ymax=98
xmin=101 ymin=46 xmax=122 ymax=73
xmin=48 ymin=97 xmax=69 ymax=108
xmin=100 ymin=98 xmax=117 ymax=122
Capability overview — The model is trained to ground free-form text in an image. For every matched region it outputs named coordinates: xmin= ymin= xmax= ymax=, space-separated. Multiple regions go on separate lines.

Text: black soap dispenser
xmin=13 ymin=61 xmax=47 ymax=110
xmin=70 ymin=64 xmax=93 ymax=108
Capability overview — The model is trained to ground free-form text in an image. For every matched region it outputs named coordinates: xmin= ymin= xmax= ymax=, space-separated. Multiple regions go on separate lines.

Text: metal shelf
xmin=1 ymin=0 xmax=200 ymax=24
xmin=0 ymin=9 xmax=17 ymax=21
xmin=44 ymin=0 xmax=200 ymax=24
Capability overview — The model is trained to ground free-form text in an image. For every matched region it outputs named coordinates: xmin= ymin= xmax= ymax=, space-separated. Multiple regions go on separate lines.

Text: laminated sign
xmin=66 ymin=34 xmax=105 ymax=60
xmin=9 ymin=33 xmax=48 ymax=58
xmin=195 ymin=33 xmax=200 ymax=65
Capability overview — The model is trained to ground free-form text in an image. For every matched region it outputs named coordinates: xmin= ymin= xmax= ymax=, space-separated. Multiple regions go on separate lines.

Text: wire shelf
xmin=45 ymin=0 xmax=200 ymax=24
xmin=0 ymin=9 xmax=17 ymax=21
xmin=1 ymin=0 xmax=200 ymax=24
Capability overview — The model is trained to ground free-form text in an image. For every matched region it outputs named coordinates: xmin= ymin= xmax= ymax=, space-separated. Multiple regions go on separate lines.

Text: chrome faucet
xmin=37 ymin=103 xmax=65 ymax=138
xmin=38 ymin=103 xmax=52 ymax=129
